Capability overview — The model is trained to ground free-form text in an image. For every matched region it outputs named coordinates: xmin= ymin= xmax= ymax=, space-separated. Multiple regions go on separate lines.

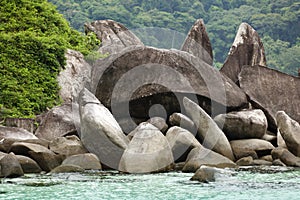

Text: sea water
xmin=1 ymin=166 xmax=299 ymax=200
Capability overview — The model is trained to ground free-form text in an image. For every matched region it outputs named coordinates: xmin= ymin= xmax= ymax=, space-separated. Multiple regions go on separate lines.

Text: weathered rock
xmin=276 ymin=111 xmax=300 ymax=157
xmin=233 ymin=150 xmax=258 ymax=160
xmin=0 ymin=153 xmax=24 ymax=178
xmin=239 ymin=65 xmax=300 ymax=132
xmin=58 ymin=49 xmax=92 ymax=103
xmin=35 ymin=104 xmax=77 ymax=141
xmin=260 ymin=155 xmax=273 ymax=162
xmin=277 ymin=130 xmax=288 ymax=149
xmin=16 ymin=155 xmax=42 ymax=173
xmin=214 ymin=109 xmax=267 ymax=140
xmin=169 ymin=113 xmax=197 ymax=135
xmin=117 ymin=117 xmax=145 ymax=134
xmin=190 ymin=166 xmax=217 ymax=182
xmin=50 ymin=164 xmax=84 ymax=174
xmin=49 ymin=136 xmax=88 ymax=156
xmin=271 ymin=147 xmax=300 ymax=167
xmin=220 ymin=22 xmax=266 ymax=83
xmin=262 ymin=131 xmax=277 ymax=143
xmin=0 ymin=138 xmax=49 ymax=153
xmin=147 ymin=117 xmax=168 ymax=133
xmin=253 ymin=159 xmax=272 ymax=166
xmin=84 ymin=20 xmax=143 ymax=55
xmin=183 ymin=97 xmax=235 ymax=160
xmin=92 ymin=45 xmax=248 ymax=123
xmin=181 ymin=19 xmax=213 ymax=65
xmin=182 ymin=146 xmax=236 ymax=173
xmin=230 ymin=139 xmax=275 ymax=159
xmin=166 ymin=126 xmax=201 ymax=162
xmin=236 ymin=156 xmax=254 ymax=166
xmin=0 ymin=126 xmax=38 ymax=140
xmin=272 ymin=159 xmax=286 ymax=167
xmin=10 ymin=142 xmax=53 ymax=156
xmin=119 ymin=122 xmax=173 ymax=173
xmin=62 ymin=153 xmax=102 ymax=170
xmin=28 ymin=151 xmax=63 ymax=172
xmin=79 ymin=88 xmax=129 ymax=170
xmin=4 ymin=118 xmax=36 ymax=133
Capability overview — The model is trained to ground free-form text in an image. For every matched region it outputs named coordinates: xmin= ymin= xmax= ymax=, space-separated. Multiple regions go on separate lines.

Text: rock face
xmin=79 ymin=88 xmax=129 ymax=170
xmin=35 ymin=104 xmax=77 ymax=141
xmin=62 ymin=153 xmax=102 ymax=170
xmin=239 ymin=65 xmax=300 ymax=131
xmin=276 ymin=111 xmax=300 ymax=156
xmin=0 ymin=153 xmax=24 ymax=178
xmin=166 ymin=126 xmax=201 ymax=162
xmin=0 ymin=126 xmax=38 ymax=140
xmin=119 ymin=123 xmax=173 ymax=173
xmin=182 ymin=146 xmax=236 ymax=172
xmin=49 ymin=136 xmax=88 ymax=156
xmin=84 ymin=20 xmax=143 ymax=55
xmin=181 ymin=19 xmax=213 ymax=65
xmin=92 ymin=45 xmax=248 ymax=124
xmin=58 ymin=49 xmax=92 ymax=103
xmin=220 ymin=23 xmax=266 ymax=83
xmin=214 ymin=109 xmax=267 ymax=140
xmin=183 ymin=97 xmax=235 ymax=161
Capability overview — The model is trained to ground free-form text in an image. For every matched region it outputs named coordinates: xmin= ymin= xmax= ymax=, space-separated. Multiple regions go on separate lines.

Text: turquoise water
xmin=1 ymin=166 xmax=300 ymax=200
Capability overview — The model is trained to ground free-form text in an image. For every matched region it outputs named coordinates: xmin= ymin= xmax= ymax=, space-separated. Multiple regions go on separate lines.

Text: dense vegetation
xmin=49 ymin=0 xmax=300 ymax=74
xmin=0 ymin=0 xmax=100 ymax=118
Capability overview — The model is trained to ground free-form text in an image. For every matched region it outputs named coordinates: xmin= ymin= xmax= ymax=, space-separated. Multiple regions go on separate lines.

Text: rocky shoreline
xmin=0 ymin=19 xmax=299 ymax=182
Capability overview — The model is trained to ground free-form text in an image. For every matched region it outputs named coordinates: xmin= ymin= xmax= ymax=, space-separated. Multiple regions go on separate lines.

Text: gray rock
xmin=28 ymin=151 xmax=63 ymax=172
xmin=166 ymin=126 xmax=201 ymax=162
xmin=0 ymin=138 xmax=49 ymax=153
xmin=271 ymin=147 xmax=300 ymax=167
xmin=239 ymin=65 xmax=300 ymax=132
xmin=0 ymin=126 xmax=38 ymax=140
xmin=119 ymin=122 xmax=173 ymax=173
xmin=147 ymin=117 xmax=168 ymax=133
xmin=233 ymin=150 xmax=258 ymax=160
xmin=253 ymin=159 xmax=272 ymax=166
xmin=79 ymin=88 xmax=129 ymax=170
xmin=169 ymin=113 xmax=197 ymax=135
xmin=84 ymin=20 xmax=143 ymax=55
xmin=191 ymin=166 xmax=217 ymax=182
xmin=62 ymin=153 xmax=102 ymax=170
xmin=58 ymin=49 xmax=92 ymax=103
xmin=49 ymin=136 xmax=88 ymax=156
xmin=214 ymin=109 xmax=267 ymax=140
xmin=35 ymin=104 xmax=77 ymax=141
xmin=182 ymin=146 xmax=236 ymax=173
xmin=262 ymin=131 xmax=277 ymax=143
xmin=0 ymin=153 xmax=24 ymax=178
xmin=272 ymin=159 xmax=286 ymax=167
xmin=236 ymin=156 xmax=254 ymax=166
xmin=50 ymin=164 xmax=84 ymax=174
xmin=276 ymin=111 xmax=300 ymax=156
xmin=230 ymin=139 xmax=275 ymax=159
xmin=16 ymin=155 xmax=42 ymax=173
xmin=221 ymin=22 xmax=266 ymax=83
xmin=10 ymin=142 xmax=53 ymax=155
xmin=183 ymin=97 xmax=235 ymax=160
xmin=259 ymin=155 xmax=273 ymax=162
xmin=277 ymin=130 xmax=288 ymax=149
xmin=181 ymin=19 xmax=213 ymax=65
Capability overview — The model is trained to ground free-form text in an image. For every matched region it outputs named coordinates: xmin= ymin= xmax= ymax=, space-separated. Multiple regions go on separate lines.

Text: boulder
xmin=119 ymin=122 xmax=173 ymax=173
xmin=166 ymin=126 xmax=201 ymax=162
xmin=92 ymin=45 xmax=248 ymax=123
xmin=50 ymin=164 xmax=84 ymax=174
xmin=84 ymin=20 xmax=143 ymax=55
xmin=214 ymin=109 xmax=267 ymax=140
xmin=0 ymin=153 xmax=24 ymax=178
xmin=276 ymin=111 xmax=300 ymax=156
xmin=272 ymin=159 xmax=286 ymax=167
xmin=271 ymin=147 xmax=300 ymax=167
xmin=183 ymin=97 xmax=235 ymax=160
xmin=79 ymin=88 xmax=129 ymax=170
xmin=277 ymin=130 xmax=288 ymax=149
xmin=28 ymin=151 xmax=63 ymax=172
xmin=252 ymin=159 xmax=272 ymax=166
xmin=0 ymin=138 xmax=49 ymax=153
xmin=169 ymin=113 xmax=197 ymax=135
xmin=58 ymin=49 xmax=92 ymax=103
xmin=233 ymin=150 xmax=258 ymax=160
xmin=182 ymin=146 xmax=236 ymax=173
xmin=190 ymin=166 xmax=218 ymax=183
xmin=49 ymin=136 xmax=88 ymax=156
xmin=117 ymin=117 xmax=145 ymax=134
xmin=230 ymin=139 xmax=275 ymax=159
xmin=220 ymin=22 xmax=266 ymax=84
xmin=16 ymin=155 xmax=42 ymax=173
xmin=10 ymin=142 xmax=53 ymax=156
xmin=0 ymin=126 xmax=38 ymax=140
xmin=236 ymin=156 xmax=254 ymax=166
xmin=262 ymin=131 xmax=277 ymax=143
xmin=35 ymin=104 xmax=77 ymax=141
xmin=62 ymin=153 xmax=102 ymax=170
xmin=239 ymin=65 xmax=300 ymax=132
xmin=259 ymin=155 xmax=273 ymax=162
xmin=181 ymin=19 xmax=213 ymax=65
xmin=147 ymin=117 xmax=168 ymax=133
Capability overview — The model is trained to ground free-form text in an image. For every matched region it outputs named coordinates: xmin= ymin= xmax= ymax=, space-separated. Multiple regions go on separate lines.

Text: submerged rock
xmin=191 ymin=166 xmax=218 ymax=182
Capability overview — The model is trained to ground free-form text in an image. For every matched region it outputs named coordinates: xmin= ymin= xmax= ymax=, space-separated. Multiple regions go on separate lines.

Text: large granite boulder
xmin=239 ymin=65 xmax=300 ymax=132
xmin=0 ymin=126 xmax=38 ymax=140
xmin=10 ymin=142 xmax=53 ymax=156
xmin=79 ymin=88 xmax=129 ymax=170
xmin=0 ymin=138 xmax=49 ymax=153
xmin=276 ymin=111 xmax=300 ymax=156
xmin=49 ymin=136 xmax=88 ymax=156
xmin=58 ymin=49 xmax=92 ymax=103
xmin=119 ymin=122 xmax=173 ymax=173
xmin=183 ymin=97 xmax=235 ymax=161
xmin=214 ymin=109 xmax=267 ymax=140
xmin=62 ymin=153 xmax=102 ymax=170
xmin=181 ymin=19 xmax=213 ymax=65
xmin=35 ymin=104 xmax=77 ymax=141
xmin=84 ymin=20 xmax=143 ymax=55
xmin=220 ymin=23 xmax=266 ymax=83
xmin=147 ymin=117 xmax=168 ymax=133
xmin=16 ymin=155 xmax=42 ymax=173
xmin=190 ymin=166 xmax=218 ymax=183
xmin=182 ymin=146 xmax=236 ymax=172
xmin=271 ymin=147 xmax=300 ymax=167
xmin=0 ymin=153 xmax=24 ymax=178
xmin=166 ymin=126 xmax=201 ymax=162
xmin=169 ymin=112 xmax=197 ymax=134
